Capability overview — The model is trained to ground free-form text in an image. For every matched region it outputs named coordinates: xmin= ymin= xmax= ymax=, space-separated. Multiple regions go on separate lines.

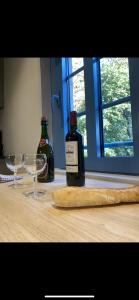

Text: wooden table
xmin=0 ymin=173 xmax=139 ymax=242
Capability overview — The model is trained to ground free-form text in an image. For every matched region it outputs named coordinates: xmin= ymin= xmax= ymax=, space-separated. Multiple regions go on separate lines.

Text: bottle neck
xmin=69 ymin=111 xmax=77 ymax=133
xmin=41 ymin=124 xmax=49 ymax=140
xmin=70 ymin=124 xmax=77 ymax=133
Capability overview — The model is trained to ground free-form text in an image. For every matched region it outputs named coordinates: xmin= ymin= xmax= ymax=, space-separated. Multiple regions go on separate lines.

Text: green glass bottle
xmin=37 ymin=116 xmax=54 ymax=182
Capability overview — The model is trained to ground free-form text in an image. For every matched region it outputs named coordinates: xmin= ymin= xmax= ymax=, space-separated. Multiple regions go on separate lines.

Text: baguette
xmin=52 ymin=185 xmax=139 ymax=208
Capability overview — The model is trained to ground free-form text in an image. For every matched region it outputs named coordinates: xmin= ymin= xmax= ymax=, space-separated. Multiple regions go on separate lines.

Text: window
xmin=99 ymin=58 xmax=134 ymax=157
xmin=50 ymin=57 xmax=139 ymax=174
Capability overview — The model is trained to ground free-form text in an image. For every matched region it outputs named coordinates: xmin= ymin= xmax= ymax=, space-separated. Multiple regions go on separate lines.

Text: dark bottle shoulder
xmin=66 ymin=130 xmax=82 ymax=141
xmin=37 ymin=144 xmax=54 ymax=156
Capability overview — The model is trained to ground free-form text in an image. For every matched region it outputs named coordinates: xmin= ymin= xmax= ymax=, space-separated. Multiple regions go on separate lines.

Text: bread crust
xmin=52 ymin=185 xmax=139 ymax=207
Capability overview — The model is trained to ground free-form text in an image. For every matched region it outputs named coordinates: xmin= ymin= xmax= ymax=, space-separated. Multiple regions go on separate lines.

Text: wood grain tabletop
xmin=0 ymin=173 xmax=139 ymax=242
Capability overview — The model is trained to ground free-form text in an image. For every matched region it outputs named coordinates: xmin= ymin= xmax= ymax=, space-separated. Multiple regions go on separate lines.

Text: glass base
xmin=8 ymin=182 xmax=27 ymax=189
xmin=23 ymin=190 xmax=46 ymax=199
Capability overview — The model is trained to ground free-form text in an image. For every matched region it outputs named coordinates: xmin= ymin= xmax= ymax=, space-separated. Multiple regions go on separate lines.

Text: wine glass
xmin=5 ymin=154 xmax=24 ymax=188
xmin=23 ymin=153 xmax=47 ymax=199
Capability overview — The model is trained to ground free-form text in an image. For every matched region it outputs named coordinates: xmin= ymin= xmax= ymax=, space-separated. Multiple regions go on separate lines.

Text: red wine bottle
xmin=37 ymin=116 xmax=54 ymax=182
xmin=65 ymin=111 xmax=85 ymax=186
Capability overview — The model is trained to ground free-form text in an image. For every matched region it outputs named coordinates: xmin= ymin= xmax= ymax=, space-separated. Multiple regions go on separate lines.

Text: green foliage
xmin=101 ymin=58 xmax=133 ymax=157
xmin=77 ymin=115 xmax=87 ymax=145
xmin=100 ymin=58 xmax=130 ymax=103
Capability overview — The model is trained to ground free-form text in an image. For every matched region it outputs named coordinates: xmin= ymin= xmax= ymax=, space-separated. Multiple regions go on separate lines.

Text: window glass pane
xmin=104 ymin=146 xmax=134 ymax=157
xmin=102 ymin=102 xmax=134 ymax=157
xmin=77 ymin=115 xmax=88 ymax=157
xmin=69 ymin=66 xmax=87 ymax=157
xmin=71 ymin=58 xmax=84 ymax=73
xmin=100 ymin=58 xmax=130 ymax=104
xmin=70 ymin=70 xmax=85 ymax=113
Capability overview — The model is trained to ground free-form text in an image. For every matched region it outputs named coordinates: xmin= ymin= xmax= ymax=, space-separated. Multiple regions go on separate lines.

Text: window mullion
xmin=128 ymin=58 xmax=139 ymax=159
xmin=101 ymin=96 xmax=131 ymax=110
xmin=83 ymin=58 xmax=97 ymax=170
xmin=97 ymin=59 xmax=104 ymax=157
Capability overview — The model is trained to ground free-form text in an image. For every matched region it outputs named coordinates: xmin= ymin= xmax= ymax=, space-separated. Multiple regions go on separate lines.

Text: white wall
xmin=40 ymin=58 xmax=53 ymax=143
xmin=0 ymin=58 xmax=43 ymax=155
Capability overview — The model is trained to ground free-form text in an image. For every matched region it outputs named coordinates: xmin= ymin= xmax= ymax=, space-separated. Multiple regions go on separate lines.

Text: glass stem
xmin=33 ymin=175 xmax=37 ymax=198
xmin=14 ymin=168 xmax=17 ymax=188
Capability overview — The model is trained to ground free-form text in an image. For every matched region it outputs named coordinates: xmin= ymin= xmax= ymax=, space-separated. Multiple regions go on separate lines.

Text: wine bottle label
xmin=66 ymin=165 xmax=78 ymax=172
xmin=39 ymin=139 xmax=48 ymax=147
xmin=66 ymin=141 xmax=78 ymax=172
xmin=38 ymin=166 xmax=48 ymax=179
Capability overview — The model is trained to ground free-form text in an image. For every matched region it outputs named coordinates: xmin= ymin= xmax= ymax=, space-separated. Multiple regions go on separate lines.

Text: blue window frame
xmin=50 ymin=57 xmax=139 ymax=175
